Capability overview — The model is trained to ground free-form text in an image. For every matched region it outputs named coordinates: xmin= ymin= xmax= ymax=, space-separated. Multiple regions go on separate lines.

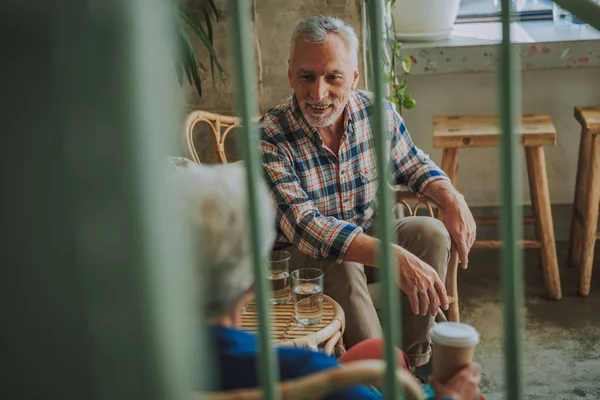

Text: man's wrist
xmin=423 ymin=179 xmax=461 ymax=211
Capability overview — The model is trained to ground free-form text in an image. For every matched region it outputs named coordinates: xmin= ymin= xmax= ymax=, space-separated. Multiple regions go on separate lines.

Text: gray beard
xmin=301 ymin=105 xmax=344 ymax=128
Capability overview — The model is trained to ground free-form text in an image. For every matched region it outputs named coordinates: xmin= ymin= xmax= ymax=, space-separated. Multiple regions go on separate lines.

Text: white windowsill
xmin=401 ymin=20 xmax=600 ymax=49
xmin=397 ymin=20 xmax=600 ymax=75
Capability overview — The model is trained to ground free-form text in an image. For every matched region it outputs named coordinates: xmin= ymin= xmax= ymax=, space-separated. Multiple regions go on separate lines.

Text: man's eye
xmin=328 ymin=75 xmax=343 ymax=82
xmin=300 ymin=75 xmax=313 ymax=81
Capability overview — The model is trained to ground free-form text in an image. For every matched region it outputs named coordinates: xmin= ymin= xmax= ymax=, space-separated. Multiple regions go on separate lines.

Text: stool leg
xmin=438 ymin=148 xmax=460 ymax=221
xmin=441 ymin=148 xmax=460 ymax=185
xmin=525 ymin=146 xmax=562 ymax=300
xmin=578 ymin=134 xmax=600 ymax=296
xmin=569 ymin=127 xmax=592 ymax=267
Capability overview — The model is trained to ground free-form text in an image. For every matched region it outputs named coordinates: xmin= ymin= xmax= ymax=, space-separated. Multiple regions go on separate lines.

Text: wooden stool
xmin=569 ymin=106 xmax=600 ymax=296
xmin=433 ymin=114 xmax=562 ymax=300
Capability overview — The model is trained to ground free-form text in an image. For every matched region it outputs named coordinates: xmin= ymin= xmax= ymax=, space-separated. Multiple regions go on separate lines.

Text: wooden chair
xmin=569 ymin=106 xmax=600 ymax=296
xmin=433 ymin=113 xmax=562 ymax=300
xmin=394 ymin=191 xmax=461 ymax=323
xmin=201 ymin=360 xmax=424 ymax=400
xmin=182 ymin=110 xmax=463 ymax=322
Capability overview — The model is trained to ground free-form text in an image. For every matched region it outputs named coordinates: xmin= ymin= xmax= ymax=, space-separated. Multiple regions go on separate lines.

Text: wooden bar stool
xmin=569 ymin=106 xmax=600 ymax=296
xmin=433 ymin=114 xmax=562 ymax=300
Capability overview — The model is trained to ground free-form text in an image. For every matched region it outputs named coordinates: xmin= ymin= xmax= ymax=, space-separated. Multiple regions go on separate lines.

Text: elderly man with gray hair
xmin=258 ymin=15 xmax=477 ymax=371
xmin=172 ymin=163 xmax=481 ymax=400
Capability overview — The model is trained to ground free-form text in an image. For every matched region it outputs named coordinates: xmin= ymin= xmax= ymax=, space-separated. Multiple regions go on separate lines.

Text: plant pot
xmin=392 ymin=0 xmax=461 ymax=42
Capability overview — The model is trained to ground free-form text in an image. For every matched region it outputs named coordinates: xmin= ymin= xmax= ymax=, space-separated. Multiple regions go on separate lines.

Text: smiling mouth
xmin=308 ymin=104 xmax=331 ymax=112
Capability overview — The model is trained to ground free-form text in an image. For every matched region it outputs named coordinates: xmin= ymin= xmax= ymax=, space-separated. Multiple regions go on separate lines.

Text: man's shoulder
xmin=350 ymin=90 xmax=395 ymax=117
xmin=352 ymin=89 xmax=376 ymax=105
xmin=259 ymin=97 xmax=295 ymax=137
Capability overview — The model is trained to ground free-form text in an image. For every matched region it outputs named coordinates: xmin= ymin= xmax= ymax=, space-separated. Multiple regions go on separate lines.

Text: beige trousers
xmin=278 ymin=216 xmax=450 ymax=367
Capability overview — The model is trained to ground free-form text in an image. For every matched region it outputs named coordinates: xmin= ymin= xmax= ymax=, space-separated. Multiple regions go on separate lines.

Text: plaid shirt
xmin=259 ymin=90 xmax=448 ymax=263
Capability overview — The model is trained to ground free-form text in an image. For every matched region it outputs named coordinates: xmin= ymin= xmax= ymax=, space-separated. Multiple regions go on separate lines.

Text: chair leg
xmin=570 ymin=127 xmax=592 ymax=267
xmin=525 ymin=146 xmax=562 ymax=300
xmin=446 ymin=245 xmax=460 ymax=322
xmin=578 ymin=134 xmax=600 ymax=296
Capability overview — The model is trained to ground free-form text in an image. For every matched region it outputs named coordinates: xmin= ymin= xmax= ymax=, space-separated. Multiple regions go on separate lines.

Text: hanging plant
xmin=384 ymin=0 xmax=416 ymax=114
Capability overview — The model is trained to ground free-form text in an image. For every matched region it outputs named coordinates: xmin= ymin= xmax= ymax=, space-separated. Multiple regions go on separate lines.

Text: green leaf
xmin=393 ymin=42 xmax=402 ymax=59
xmin=177 ymin=17 xmax=202 ymax=97
xmin=395 ymin=85 xmax=407 ymax=99
xmin=402 ymin=56 xmax=412 ymax=74
xmin=207 ymin=0 xmax=220 ymax=22
xmin=203 ymin=6 xmax=216 ymax=86
xmin=403 ymin=93 xmax=417 ymax=109
xmin=178 ymin=6 xmax=224 ymax=81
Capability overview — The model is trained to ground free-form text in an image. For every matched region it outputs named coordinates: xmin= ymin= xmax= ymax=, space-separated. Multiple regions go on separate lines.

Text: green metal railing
xmin=365 ymin=0 xmax=401 ymax=399
xmin=498 ymin=0 xmax=525 ymax=399
xmin=229 ymin=1 xmax=280 ymax=399
xmin=7 ymin=1 xmax=600 ymax=400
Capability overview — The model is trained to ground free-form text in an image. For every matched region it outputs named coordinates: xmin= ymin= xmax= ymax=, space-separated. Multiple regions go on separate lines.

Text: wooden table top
xmin=239 ymin=295 xmax=344 ymax=346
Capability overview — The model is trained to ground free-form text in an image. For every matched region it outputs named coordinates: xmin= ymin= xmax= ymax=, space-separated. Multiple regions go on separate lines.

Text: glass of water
xmin=267 ymin=250 xmax=291 ymax=305
xmin=291 ymin=268 xmax=324 ymax=325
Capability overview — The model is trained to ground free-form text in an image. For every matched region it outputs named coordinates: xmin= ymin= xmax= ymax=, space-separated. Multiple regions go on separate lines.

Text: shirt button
xmin=344 ymin=197 xmax=350 ymax=203
xmin=340 ymin=169 xmax=346 ymax=175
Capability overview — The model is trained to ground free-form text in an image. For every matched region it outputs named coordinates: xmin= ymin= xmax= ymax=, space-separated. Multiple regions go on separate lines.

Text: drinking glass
xmin=267 ymin=251 xmax=291 ymax=305
xmin=291 ymin=268 xmax=324 ymax=325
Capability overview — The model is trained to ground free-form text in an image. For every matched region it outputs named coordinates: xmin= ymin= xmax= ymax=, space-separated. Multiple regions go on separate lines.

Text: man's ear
xmin=351 ymin=67 xmax=359 ymax=90
xmin=288 ymin=61 xmax=293 ymax=88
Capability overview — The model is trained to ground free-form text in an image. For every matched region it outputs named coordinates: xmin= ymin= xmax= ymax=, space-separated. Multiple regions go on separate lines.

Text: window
xmin=457 ymin=0 xmax=554 ymax=23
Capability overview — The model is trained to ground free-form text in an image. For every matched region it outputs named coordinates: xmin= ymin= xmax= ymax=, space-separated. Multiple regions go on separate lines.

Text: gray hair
xmin=290 ymin=15 xmax=359 ymax=66
xmin=170 ymin=163 xmax=275 ymax=318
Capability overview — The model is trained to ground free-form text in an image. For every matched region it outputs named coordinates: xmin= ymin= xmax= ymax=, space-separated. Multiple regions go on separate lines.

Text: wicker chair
xmin=183 ymin=110 xmax=245 ymax=164
xmin=182 ymin=110 xmax=461 ymax=323
xmin=201 ymin=360 xmax=424 ymax=400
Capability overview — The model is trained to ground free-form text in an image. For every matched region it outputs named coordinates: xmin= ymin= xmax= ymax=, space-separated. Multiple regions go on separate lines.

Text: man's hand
xmin=429 ymin=363 xmax=482 ymax=400
xmin=396 ymin=248 xmax=449 ymax=316
xmin=441 ymin=193 xmax=476 ymax=268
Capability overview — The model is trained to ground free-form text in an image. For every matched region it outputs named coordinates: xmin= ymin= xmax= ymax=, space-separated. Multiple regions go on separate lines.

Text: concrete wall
xmin=184 ymin=0 xmax=363 ymax=163
xmin=402 ymin=67 xmax=600 ymax=207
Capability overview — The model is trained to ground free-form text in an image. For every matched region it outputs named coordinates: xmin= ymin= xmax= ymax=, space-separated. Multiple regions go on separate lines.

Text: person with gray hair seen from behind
xmin=171 ymin=163 xmax=482 ymax=400
xmin=259 ymin=15 xmax=477 ymax=375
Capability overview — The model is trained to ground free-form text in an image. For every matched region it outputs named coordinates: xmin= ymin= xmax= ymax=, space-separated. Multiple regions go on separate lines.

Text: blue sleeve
xmin=276 ymin=347 xmax=383 ymax=400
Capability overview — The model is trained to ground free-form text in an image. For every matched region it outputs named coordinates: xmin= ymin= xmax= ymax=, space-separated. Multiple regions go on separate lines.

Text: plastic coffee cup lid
xmin=430 ymin=322 xmax=480 ymax=347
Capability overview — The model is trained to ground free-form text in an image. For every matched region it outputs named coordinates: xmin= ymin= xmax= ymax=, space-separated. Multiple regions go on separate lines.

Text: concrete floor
xmin=462 ymin=243 xmax=600 ymax=400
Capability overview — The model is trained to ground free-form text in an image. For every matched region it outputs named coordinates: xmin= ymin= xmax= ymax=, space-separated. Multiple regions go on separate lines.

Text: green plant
xmin=384 ymin=0 xmax=416 ymax=114
xmin=171 ymin=0 xmax=224 ymax=97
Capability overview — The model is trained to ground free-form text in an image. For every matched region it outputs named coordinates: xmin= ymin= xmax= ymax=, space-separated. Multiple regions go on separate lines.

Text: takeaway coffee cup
xmin=430 ymin=322 xmax=480 ymax=384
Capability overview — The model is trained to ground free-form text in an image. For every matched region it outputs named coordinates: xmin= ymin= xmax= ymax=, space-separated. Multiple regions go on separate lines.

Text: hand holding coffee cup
xmin=430 ymin=322 xmax=480 ymax=384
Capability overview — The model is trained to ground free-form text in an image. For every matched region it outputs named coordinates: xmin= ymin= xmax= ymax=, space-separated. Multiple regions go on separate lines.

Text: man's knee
xmin=396 ymin=216 xmax=451 ymax=275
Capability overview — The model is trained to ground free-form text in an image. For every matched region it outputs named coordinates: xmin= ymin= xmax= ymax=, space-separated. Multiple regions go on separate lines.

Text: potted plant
xmin=171 ymin=0 xmax=224 ymax=97
xmin=391 ymin=0 xmax=461 ymax=42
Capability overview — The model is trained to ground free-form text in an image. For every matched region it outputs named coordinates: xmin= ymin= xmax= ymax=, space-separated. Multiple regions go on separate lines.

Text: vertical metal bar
xmin=3 ymin=1 xmax=198 ymax=400
xmin=229 ymin=1 xmax=280 ymax=399
xmin=499 ymin=1 xmax=524 ymax=400
xmin=366 ymin=0 xmax=401 ymax=399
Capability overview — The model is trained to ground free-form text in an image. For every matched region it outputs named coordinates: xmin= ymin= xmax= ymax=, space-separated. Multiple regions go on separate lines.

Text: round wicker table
xmin=240 ymin=295 xmax=346 ymax=357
